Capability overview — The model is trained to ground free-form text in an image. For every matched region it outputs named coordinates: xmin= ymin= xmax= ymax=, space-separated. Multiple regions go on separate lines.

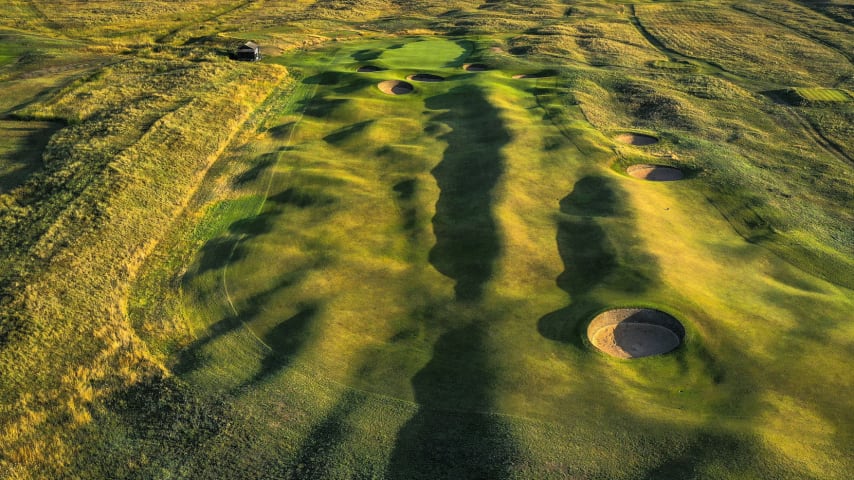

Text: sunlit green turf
xmin=792 ymin=88 xmax=852 ymax=103
xmin=1 ymin=2 xmax=852 ymax=479
xmin=136 ymin=38 xmax=852 ymax=478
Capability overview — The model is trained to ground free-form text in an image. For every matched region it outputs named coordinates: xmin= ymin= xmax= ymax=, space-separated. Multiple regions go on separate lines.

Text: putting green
xmin=380 ymin=38 xmax=472 ymax=69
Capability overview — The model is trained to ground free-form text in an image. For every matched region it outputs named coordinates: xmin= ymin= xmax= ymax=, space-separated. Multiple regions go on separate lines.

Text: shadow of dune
xmin=303 ymin=71 xmax=343 ymax=85
xmin=281 ymin=391 xmax=364 ymax=479
xmin=174 ymin=271 xmax=308 ymax=376
xmin=538 ymin=174 xmax=657 ymax=343
xmin=323 ymin=120 xmax=375 ymax=145
xmin=425 ymin=85 xmax=509 ymax=301
xmin=351 ymin=48 xmax=382 ymax=61
xmin=555 ymin=217 xmax=617 ymax=295
xmin=637 ymin=431 xmax=785 ymax=480
xmin=241 ymin=304 xmax=320 ymax=388
xmin=233 ymin=152 xmax=278 ymax=187
xmin=386 ymin=323 xmax=518 ymax=479
xmin=0 ymin=121 xmax=61 ymax=192
xmin=266 ymin=121 xmax=296 ymax=140
xmin=559 ymin=175 xmax=624 ymax=217
xmin=300 ymin=95 xmax=348 ymax=118
xmin=393 ymin=178 xmax=419 ymax=234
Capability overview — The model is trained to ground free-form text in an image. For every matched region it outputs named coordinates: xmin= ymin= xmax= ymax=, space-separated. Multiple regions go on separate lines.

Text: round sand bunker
xmin=357 ymin=65 xmax=383 ymax=73
xmin=627 ymin=164 xmax=684 ymax=181
xmin=407 ymin=73 xmax=445 ymax=82
xmin=616 ymin=133 xmax=658 ymax=146
xmin=588 ymin=308 xmax=685 ymax=359
xmin=377 ymin=80 xmax=414 ymax=95
xmin=464 ymin=63 xmax=489 ymax=71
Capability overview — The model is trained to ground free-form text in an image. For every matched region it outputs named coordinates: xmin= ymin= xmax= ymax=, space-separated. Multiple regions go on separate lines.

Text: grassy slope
xmin=0 ymin=1 xmax=852 ymax=479
xmin=0 ymin=20 xmax=289 ymax=475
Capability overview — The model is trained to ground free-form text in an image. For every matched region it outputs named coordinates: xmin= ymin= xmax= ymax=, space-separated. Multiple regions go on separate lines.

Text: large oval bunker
xmin=377 ymin=80 xmax=414 ymax=95
xmin=588 ymin=308 xmax=685 ymax=359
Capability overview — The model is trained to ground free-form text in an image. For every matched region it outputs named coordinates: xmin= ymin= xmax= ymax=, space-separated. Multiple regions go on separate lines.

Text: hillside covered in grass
xmin=1 ymin=1 xmax=852 ymax=479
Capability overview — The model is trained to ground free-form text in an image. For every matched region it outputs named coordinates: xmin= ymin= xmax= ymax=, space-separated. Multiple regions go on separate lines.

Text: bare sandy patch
xmin=588 ymin=308 xmax=684 ymax=359
xmin=377 ymin=80 xmax=414 ymax=95
xmin=616 ymin=133 xmax=658 ymax=146
xmin=627 ymin=164 xmax=684 ymax=181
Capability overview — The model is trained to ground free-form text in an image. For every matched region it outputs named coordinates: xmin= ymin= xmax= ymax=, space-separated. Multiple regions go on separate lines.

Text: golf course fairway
xmin=0 ymin=3 xmax=852 ymax=479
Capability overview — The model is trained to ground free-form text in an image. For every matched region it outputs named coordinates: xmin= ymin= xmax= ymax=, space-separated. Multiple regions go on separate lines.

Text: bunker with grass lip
xmin=377 ymin=80 xmax=414 ymax=95
xmin=616 ymin=133 xmax=658 ymax=146
xmin=464 ymin=63 xmax=489 ymax=71
xmin=588 ymin=308 xmax=685 ymax=359
xmin=627 ymin=164 xmax=684 ymax=181
xmin=407 ymin=73 xmax=444 ymax=82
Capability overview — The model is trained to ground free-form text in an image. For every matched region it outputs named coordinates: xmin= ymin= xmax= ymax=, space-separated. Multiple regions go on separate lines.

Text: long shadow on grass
xmin=232 ymin=152 xmax=278 ymax=187
xmin=386 ymin=323 xmax=518 ymax=479
xmin=178 ymin=186 xmax=336 ymax=376
xmin=323 ymin=120 xmax=375 ymax=145
xmin=238 ymin=303 xmax=320 ymax=389
xmin=425 ymin=85 xmax=509 ymax=301
xmin=538 ymin=174 xmax=657 ymax=344
xmin=351 ymin=48 xmax=382 ymax=61
xmin=386 ymin=85 xmax=517 ymax=477
xmin=189 ymin=187 xmax=336 ymax=278
xmin=174 ymin=271 xmax=310 ymax=377
xmin=300 ymin=95 xmax=348 ymax=118
xmin=637 ymin=430 xmax=796 ymax=480
xmin=0 ymin=121 xmax=62 ymax=192
xmin=281 ymin=390 xmax=365 ymax=479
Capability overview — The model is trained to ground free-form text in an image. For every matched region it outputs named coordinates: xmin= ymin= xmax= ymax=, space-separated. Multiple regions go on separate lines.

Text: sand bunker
xmin=512 ymin=71 xmax=556 ymax=79
xmin=464 ymin=63 xmax=489 ymax=71
xmin=377 ymin=80 xmax=414 ymax=95
xmin=627 ymin=164 xmax=684 ymax=181
xmin=357 ymin=65 xmax=383 ymax=72
xmin=588 ymin=308 xmax=685 ymax=359
xmin=406 ymin=73 xmax=445 ymax=82
xmin=616 ymin=133 xmax=659 ymax=146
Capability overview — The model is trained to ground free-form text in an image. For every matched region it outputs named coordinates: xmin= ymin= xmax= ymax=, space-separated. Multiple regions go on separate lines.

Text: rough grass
xmin=636 ymin=3 xmax=853 ymax=86
xmin=1 ymin=1 xmax=853 ymax=479
xmin=0 ymin=120 xmax=61 ymax=193
xmin=0 ymin=50 xmax=287 ymax=476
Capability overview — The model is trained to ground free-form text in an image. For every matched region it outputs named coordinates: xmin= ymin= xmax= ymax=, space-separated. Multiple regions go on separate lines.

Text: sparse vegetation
xmin=0 ymin=1 xmax=852 ymax=479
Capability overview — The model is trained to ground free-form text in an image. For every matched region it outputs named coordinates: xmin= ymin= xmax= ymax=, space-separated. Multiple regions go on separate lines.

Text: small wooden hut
xmin=235 ymin=41 xmax=261 ymax=61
